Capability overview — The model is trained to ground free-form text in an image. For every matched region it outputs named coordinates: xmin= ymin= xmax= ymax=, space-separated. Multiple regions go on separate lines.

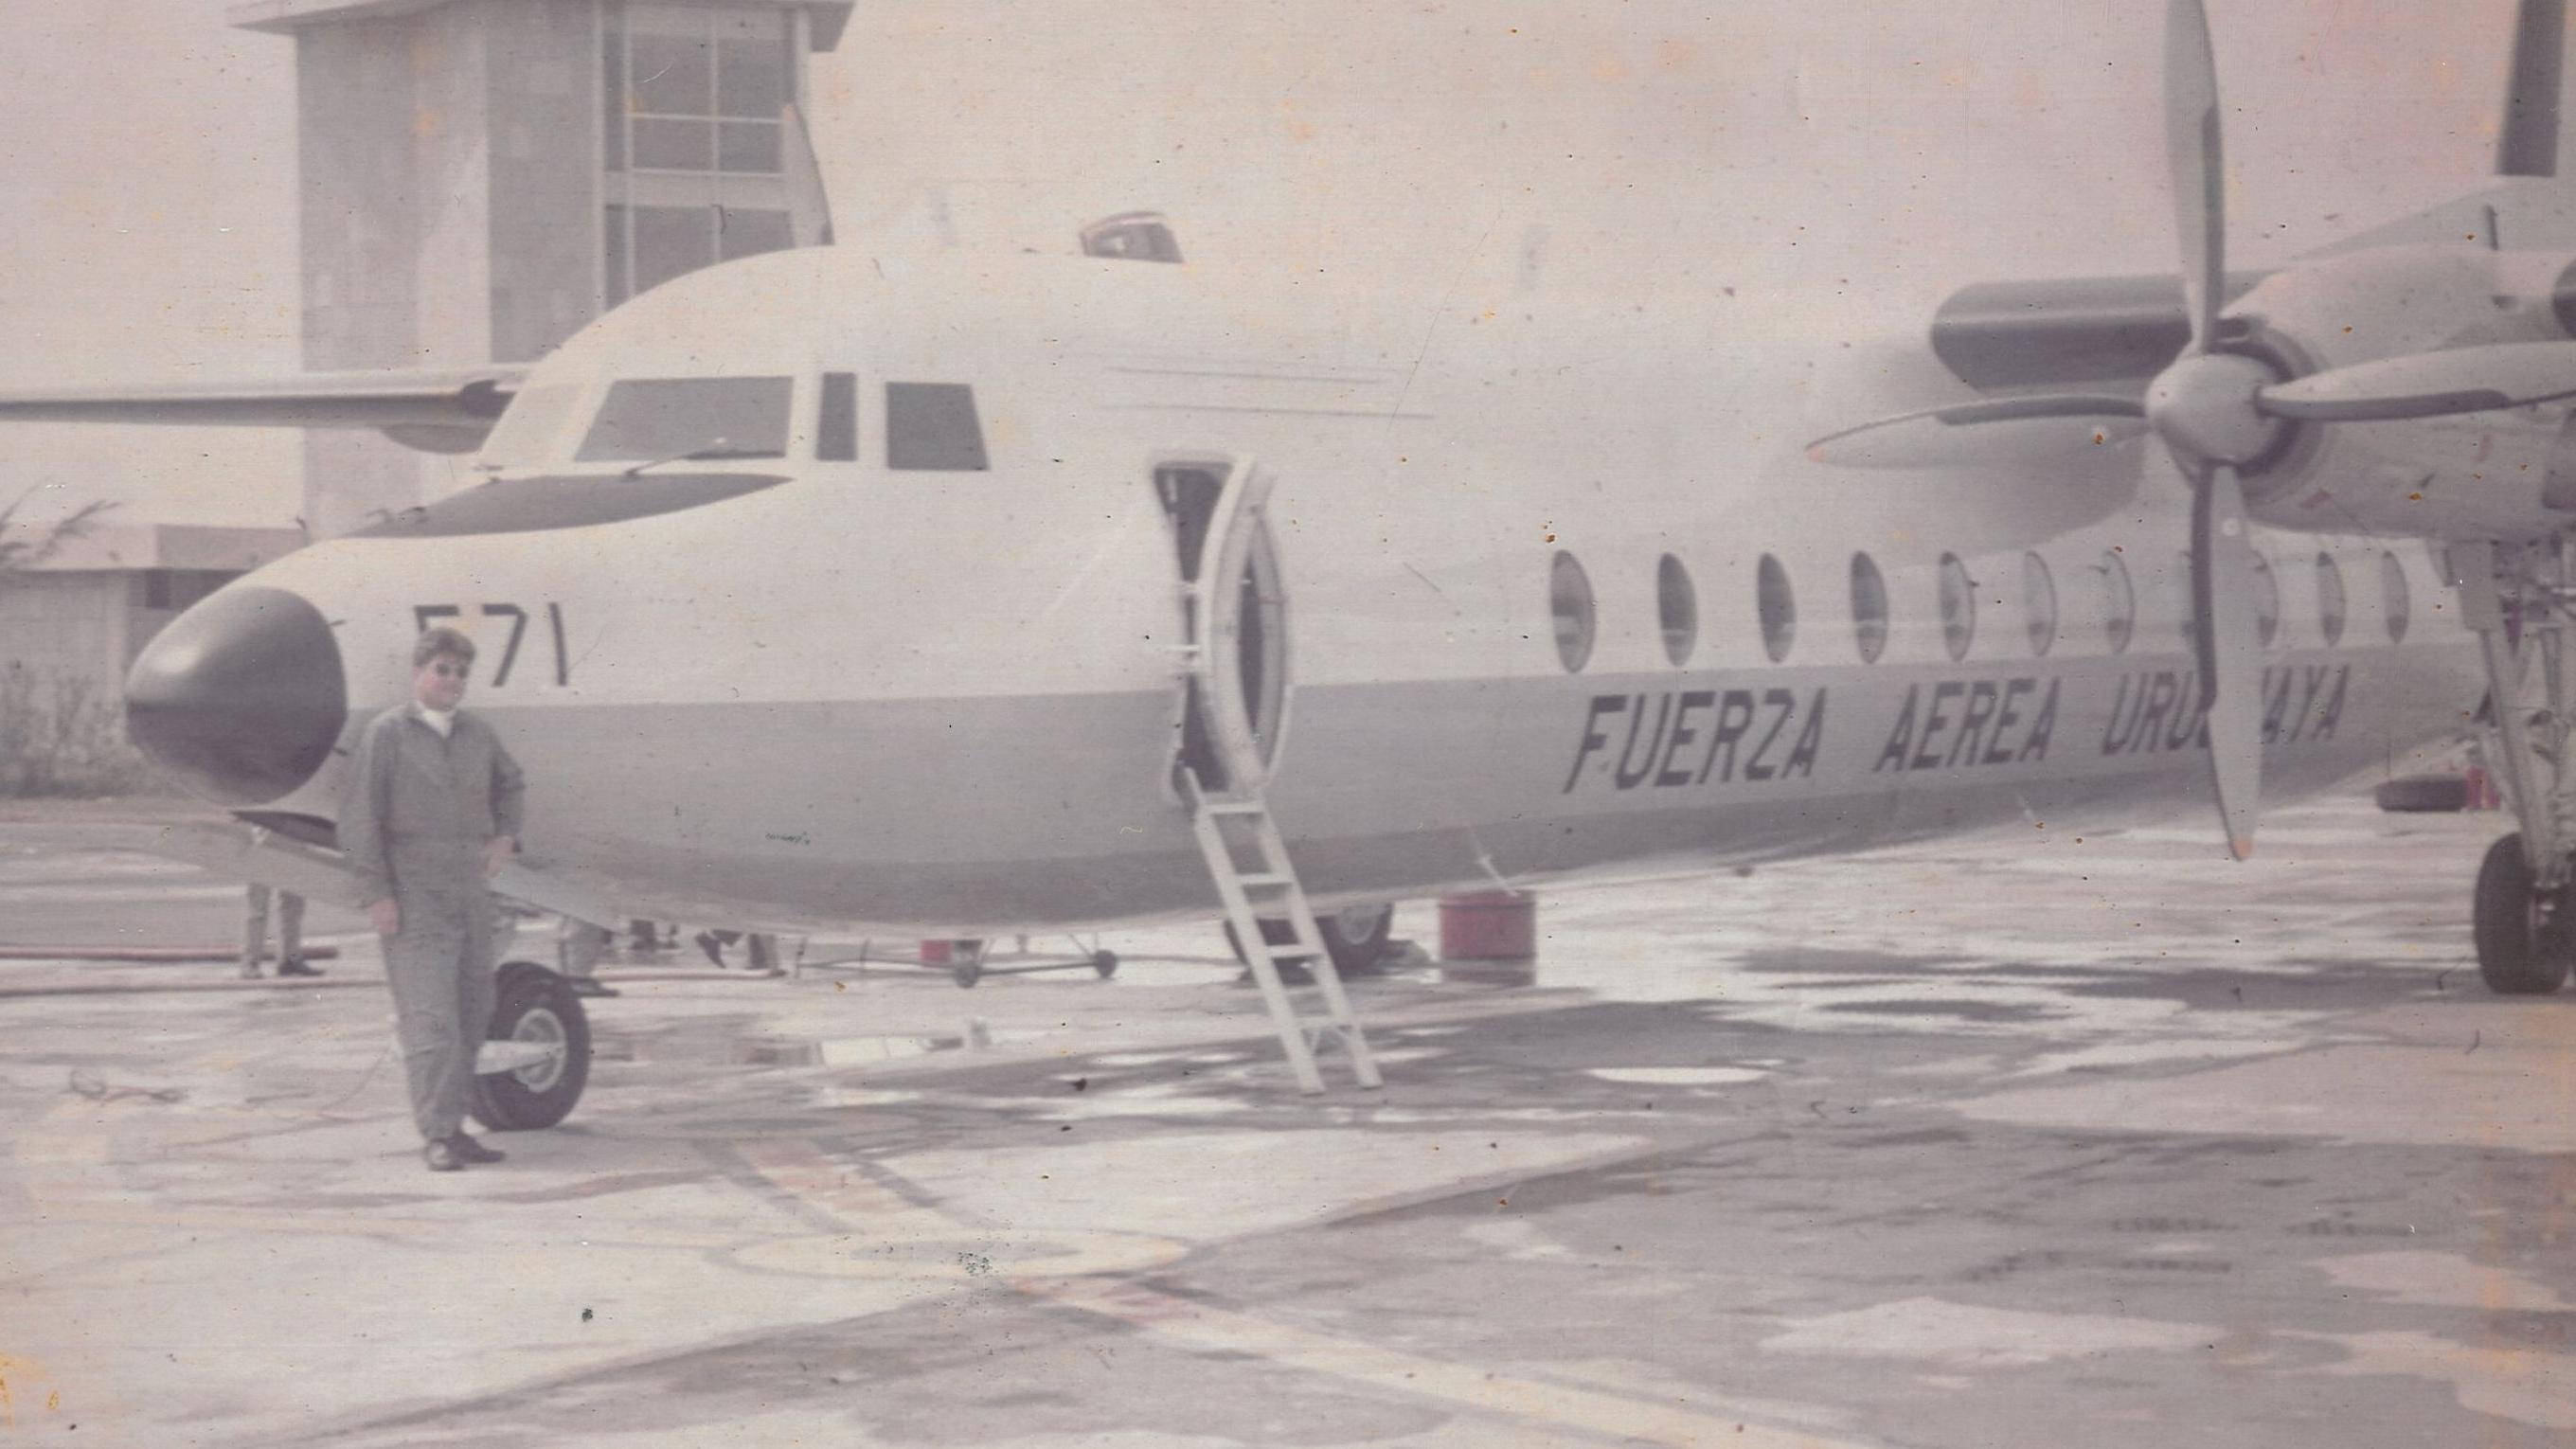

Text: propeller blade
xmin=2185 ymin=454 xmax=2264 ymax=860
xmin=781 ymin=102 xmax=835 ymax=247
xmin=2165 ymin=0 xmax=2227 ymax=355
xmin=2256 ymin=340 xmax=2576 ymax=421
xmin=1806 ymin=396 xmax=2147 ymax=468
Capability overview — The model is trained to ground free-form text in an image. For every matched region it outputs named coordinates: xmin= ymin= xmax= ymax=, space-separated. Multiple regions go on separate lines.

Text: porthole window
xmin=1938 ymin=553 xmax=1976 ymax=662
xmin=1656 ymin=554 xmax=1697 ymax=666
xmin=2251 ymin=553 xmax=2280 ymax=647
xmin=1549 ymin=551 xmax=1595 ymax=672
xmin=1756 ymin=553 xmax=1797 ymax=663
xmin=2021 ymin=551 xmax=2058 ymax=657
xmin=2382 ymin=550 xmax=2411 ymax=643
xmin=2316 ymin=551 xmax=2347 ymax=647
xmin=1850 ymin=552 xmax=1889 ymax=664
xmin=2098 ymin=549 xmax=2136 ymax=654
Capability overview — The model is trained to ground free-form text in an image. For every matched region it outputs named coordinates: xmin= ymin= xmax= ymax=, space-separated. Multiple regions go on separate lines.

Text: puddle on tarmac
xmin=595 ymin=1026 xmax=1012 ymax=1067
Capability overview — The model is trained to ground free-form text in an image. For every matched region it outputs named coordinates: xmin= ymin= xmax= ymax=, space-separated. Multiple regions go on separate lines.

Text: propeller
xmin=1806 ymin=0 xmax=2576 ymax=858
xmin=1805 ymin=397 xmax=2148 ymax=468
xmin=2153 ymin=0 xmax=2266 ymax=860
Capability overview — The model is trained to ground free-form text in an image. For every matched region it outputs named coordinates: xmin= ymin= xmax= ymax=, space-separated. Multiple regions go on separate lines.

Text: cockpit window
xmin=886 ymin=383 xmax=989 ymax=471
xmin=574 ymin=376 xmax=794 ymax=462
xmin=477 ymin=384 xmax=583 ymax=467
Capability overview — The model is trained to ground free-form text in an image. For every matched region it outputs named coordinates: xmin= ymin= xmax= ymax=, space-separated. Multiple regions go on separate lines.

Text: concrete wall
xmin=486 ymin=0 xmax=602 ymax=364
xmin=295 ymin=0 xmax=599 ymax=536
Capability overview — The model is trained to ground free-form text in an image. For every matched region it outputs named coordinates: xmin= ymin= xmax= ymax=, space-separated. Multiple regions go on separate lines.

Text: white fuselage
xmin=211 ymin=247 xmax=2480 ymax=935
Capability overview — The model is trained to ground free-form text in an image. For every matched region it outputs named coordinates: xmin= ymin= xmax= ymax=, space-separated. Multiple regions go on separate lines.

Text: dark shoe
xmin=424 ymin=1139 xmax=463 ymax=1172
xmin=276 ymin=957 xmax=325 ymax=978
xmin=445 ymin=1134 xmax=506 ymax=1165
xmin=566 ymin=977 xmax=619 ymax=998
xmin=695 ymin=930 xmax=726 ymax=968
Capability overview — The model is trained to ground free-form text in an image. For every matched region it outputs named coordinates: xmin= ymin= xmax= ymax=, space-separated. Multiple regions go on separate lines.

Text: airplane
xmin=7 ymin=0 xmax=2576 ymax=1116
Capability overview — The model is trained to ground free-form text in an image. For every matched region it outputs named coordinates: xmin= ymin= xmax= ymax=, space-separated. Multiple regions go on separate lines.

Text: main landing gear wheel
xmin=1224 ymin=901 xmax=1395 ymax=976
xmin=1092 ymin=950 xmax=1119 ymax=979
xmin=2472 ymin=833 xmax=2573 ymax=996
xmin=470 ymin=960 xmax=593 ymax=1131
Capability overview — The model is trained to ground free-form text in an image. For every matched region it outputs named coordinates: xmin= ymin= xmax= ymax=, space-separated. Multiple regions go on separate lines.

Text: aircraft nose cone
xmin=125 ymin=586 xmax=346 ymax=806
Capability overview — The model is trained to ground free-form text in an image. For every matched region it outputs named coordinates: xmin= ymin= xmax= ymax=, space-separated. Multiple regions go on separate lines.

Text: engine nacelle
xmin=2227 ymin=244 xmax=2576 ymax=540
xmin=2248 ymin=405 xmax=2576 ymax=539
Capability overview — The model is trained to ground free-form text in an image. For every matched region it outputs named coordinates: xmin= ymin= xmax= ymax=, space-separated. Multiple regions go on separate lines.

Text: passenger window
xmin=2316 ymin=552 xmax=2347 ymax=646
xmin=1850 ymin=552 xmax=1889 ymax=664
xmin=1656 ymin=554 xmax=1697 ymax=666
xmin=2097 ymin=549 xmax=2135 ymax=654
xmin=817 ymin=372 xmax=858 ymax=462
xmin=574 ymin=376 xmax=793 ymax=462
xmin=886 ymin=383 xmax=989 ymax=471
xmin=1756 ymin=554 xmax=1796 ymax=663
xmin=1550 ymin=551 xmax=1595 ymax=673
xmin=2381 ymin=551 xmax=2411 ymax=643
xmin=2251 ymin=554 xmax=2280 ymax=646
xmin=2022 ymin=551 xmax=2058 ymax=657
xmin=1938 ymin=553 xmax=1975 ymax=661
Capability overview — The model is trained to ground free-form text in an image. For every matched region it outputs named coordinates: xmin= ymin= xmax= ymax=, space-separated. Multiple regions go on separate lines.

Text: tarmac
xmin=3 ymin=788 xmax=2572 ymax=1446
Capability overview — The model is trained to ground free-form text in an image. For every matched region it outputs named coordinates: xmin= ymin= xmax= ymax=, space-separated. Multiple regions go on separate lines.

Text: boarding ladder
xmin=1181 ymin=770 xmax=1382 ymax=1094
xmin=1159 ymin=451 xmax=1379 ymax=1094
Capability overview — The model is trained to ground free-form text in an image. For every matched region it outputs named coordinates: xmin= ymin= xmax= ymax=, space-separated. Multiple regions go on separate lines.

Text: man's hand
xmin=367 ymin=898 xmax=400 ymax=937
xmin=483 ymin=835 xmax=516 ymax=880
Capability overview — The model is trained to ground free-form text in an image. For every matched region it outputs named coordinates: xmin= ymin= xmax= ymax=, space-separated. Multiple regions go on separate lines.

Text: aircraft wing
xmin=0 ymin=366 xmax=528 ymax=454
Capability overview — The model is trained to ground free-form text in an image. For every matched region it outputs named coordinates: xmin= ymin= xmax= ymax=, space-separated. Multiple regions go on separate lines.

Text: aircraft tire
xmin=2473 ymin=833 xmax=2572 ymax=996
xmin=1223 ymin=902 xmax=1395 ymax=976
xmin=1092 ymin=950 xmax=1119 ymax=979
xmin=470 ymin=961 xmax=593 ymax=1131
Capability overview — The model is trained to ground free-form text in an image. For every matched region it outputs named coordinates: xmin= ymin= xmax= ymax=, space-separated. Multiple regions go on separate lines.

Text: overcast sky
xmin=0 ymin=0 xmax=2527 ymax=527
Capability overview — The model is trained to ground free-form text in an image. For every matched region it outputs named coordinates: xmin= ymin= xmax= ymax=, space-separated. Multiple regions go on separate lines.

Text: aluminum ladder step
xmin=1181 ymin=769 xmax=1382 ymax=1095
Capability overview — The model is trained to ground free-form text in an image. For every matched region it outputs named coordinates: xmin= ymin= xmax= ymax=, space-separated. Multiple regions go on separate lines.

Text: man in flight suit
xmin=339 ymin=626 xmax=528 ymax=1172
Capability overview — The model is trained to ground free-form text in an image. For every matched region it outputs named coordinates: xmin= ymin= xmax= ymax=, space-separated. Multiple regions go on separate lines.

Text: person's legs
xmin=385 ymin=890 xmax=473 ymax=1146
xmin=275 ymin=892 xmax=322 ymax=976
xmin=695 ymin=928 xmax=742 ymax=967
xmin=241 ymin=885 xmax=271 ymax=980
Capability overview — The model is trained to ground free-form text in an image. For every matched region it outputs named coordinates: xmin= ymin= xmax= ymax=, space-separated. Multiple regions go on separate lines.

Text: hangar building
xmin=228 ymin=0 xmax=854 ymax=535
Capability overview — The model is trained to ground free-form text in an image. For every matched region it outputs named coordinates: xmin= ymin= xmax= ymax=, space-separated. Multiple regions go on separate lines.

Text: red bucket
xmin=1439 ymin=891 xmax=1536 ymax=960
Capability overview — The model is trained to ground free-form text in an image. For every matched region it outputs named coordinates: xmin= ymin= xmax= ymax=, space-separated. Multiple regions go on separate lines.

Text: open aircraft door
xmin=1154 ymin=456 xmax=1290 ymax=795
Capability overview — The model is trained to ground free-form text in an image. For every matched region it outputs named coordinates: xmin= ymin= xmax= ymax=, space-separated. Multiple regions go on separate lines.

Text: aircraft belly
xmin=479 ymin=635 xmax=2473 ymax=935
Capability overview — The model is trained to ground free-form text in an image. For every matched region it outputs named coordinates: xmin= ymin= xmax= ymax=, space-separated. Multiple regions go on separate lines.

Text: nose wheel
xmin=471 ymin=961 xmax=593 ymax=1130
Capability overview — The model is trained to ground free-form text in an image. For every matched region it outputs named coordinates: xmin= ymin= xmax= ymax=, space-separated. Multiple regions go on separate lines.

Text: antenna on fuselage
xmin=2497 ymin=0 xmax=2567 ymax=177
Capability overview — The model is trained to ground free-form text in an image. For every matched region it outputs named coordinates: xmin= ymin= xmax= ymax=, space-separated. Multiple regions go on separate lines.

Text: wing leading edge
xmin=0 ymin=367 xmax=527 ymax=455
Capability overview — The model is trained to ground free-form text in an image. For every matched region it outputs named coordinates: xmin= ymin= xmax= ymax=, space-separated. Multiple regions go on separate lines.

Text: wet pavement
xmin=3 ymin=791 xmax=2572 ymax=1445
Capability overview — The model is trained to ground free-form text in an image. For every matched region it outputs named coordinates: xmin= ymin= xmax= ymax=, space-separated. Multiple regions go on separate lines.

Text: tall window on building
xmin=602 ymin=3 xmax=802 ymax=305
